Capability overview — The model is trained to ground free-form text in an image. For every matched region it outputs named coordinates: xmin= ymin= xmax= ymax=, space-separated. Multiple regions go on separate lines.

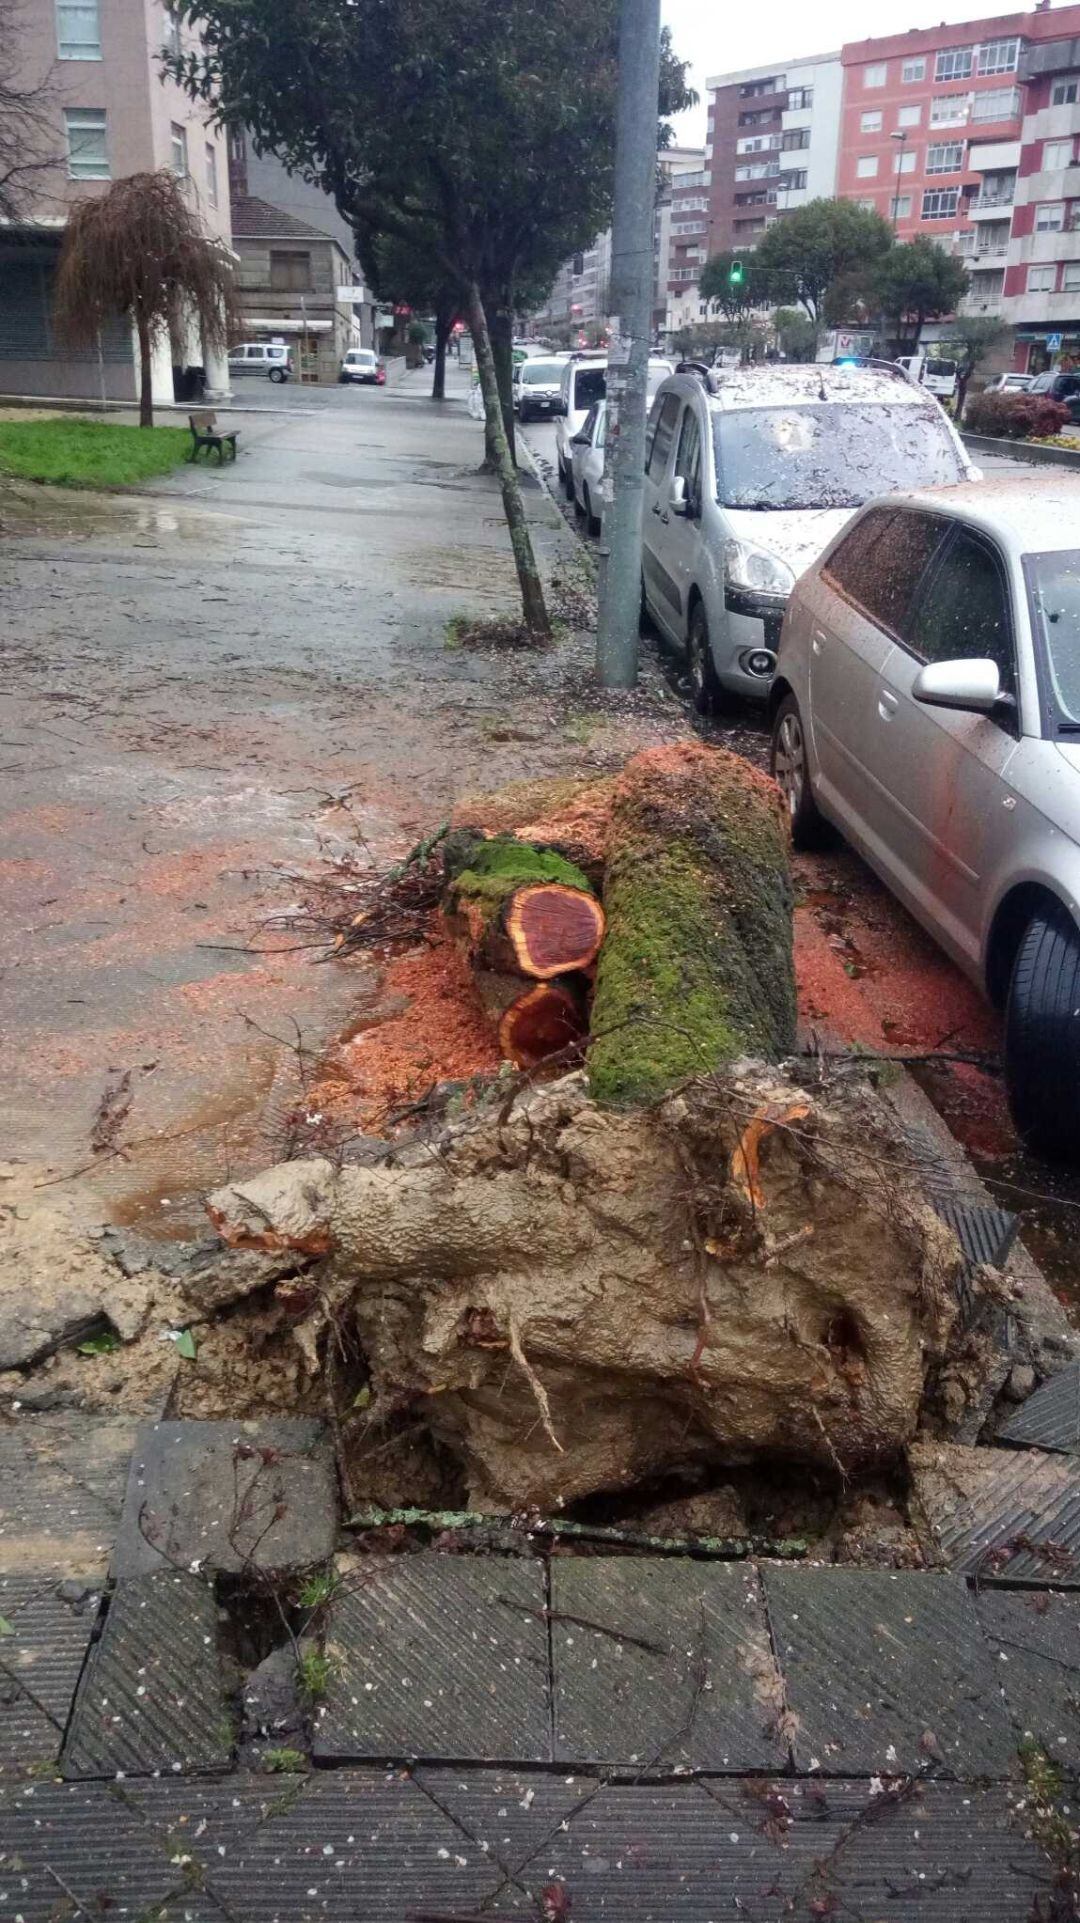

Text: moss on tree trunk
xmin=588 ymin=743 xmax=796 ymax=1107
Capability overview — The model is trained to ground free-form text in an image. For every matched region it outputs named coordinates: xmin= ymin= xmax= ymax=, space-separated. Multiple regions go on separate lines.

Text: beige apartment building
xmin=0 ymin=0 xmax=232 ymax=402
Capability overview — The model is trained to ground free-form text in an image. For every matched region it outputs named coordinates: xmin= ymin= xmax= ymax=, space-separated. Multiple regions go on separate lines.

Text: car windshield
xmin=1027 ymin=550 xmax=1080 ymax=728
xmin=522 ymin=361 xmax=563 ymax=384
xmin=1030 ymin=374 xmax=1055 ymax=392
xmin=712 ymin=403 xmax=966 ymax=510
xmin=925 ymin=359 xmax=956 ymax=379
xmin=348 ymin=352 xmax=374 ymax=364
xmin=573 ymin=366 xmax=606 ymax=410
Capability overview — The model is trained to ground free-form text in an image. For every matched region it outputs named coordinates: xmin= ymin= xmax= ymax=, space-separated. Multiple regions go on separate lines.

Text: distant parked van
xmin=897 ymin=353 xmax=957 ymax=402
xmin=228 ymin=342 xmax=293 ymax=384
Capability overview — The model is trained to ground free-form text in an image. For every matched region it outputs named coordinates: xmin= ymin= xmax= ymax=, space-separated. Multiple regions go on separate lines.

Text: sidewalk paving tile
xmin=998 ymin=1360 xmax=1080 ymax=1454
xmin=763 ymin=1566 xmax=1016 ymax=1777
xmin=0 ymin=1578 xmax=100 ymax=1726
xmin=313 ymin=1553 xmax=550 ymax=1764
xmin=0 ymin=1414 xmax=135 ymax=1578
xmin=550 ymin=1558 xmax=786 ymax=1773
xmin=122 ymin=1770 xmax=307 ymax=1858
xmin=0 ymin=1780 xmax=191 ymax=1923
xmin=110 ymin=1419 xmax=337 ymax=1579
xmin=910 ymin=1440 xmax=1080 ymax=1584
xmin=415 ymin=1765 xmax=600 ymax=1876
xmin=813 ymin=1781 xmax=1050 ymax=1921
xmin=0 ymin=1675 xmax=62 ymax=1772
xmin=203 ymin=1769 xmax=504 ymax=1921
xmin=976 ymin=1586 xmax=1080 ymax=1765
xmin=63 ymin=1571 xmax=232 ymax=1779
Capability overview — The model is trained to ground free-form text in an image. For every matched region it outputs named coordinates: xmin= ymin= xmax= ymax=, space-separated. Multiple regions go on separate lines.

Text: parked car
xmin=228 ymin=341 xmax=293 ymax=384
xmin=513 ymin=356 xmax=567 ymax=421
xmin=555 ymin=355 xmax=674 ymax=495
xmin=768 ymin=476 xmax=1080 ymax=1159
xmin=1028 ymin=369 xmax=1080 ymax=422
xmin=897 ymin=353 xmax=958 ymax=402
xmin=984 ymin=372 xmax=1034 ymax=395
xmin=570 ymin=399 xmax=606 ymax=534
xmin=640 ymin=362 xmax=977 ymax=713
xmin=340 ymin=348 xmax=384 ymax=386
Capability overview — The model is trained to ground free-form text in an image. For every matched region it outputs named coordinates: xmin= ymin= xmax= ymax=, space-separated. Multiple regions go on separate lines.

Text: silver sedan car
xmin=769 ymin=476 xmax=1080 ymax=1161
xmin=570 ymin=398 xmax=605 ymax=535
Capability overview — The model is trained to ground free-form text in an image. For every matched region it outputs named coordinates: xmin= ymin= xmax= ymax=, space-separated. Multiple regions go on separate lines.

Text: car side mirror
xmin=571 ymin=430 xmax=590 ymax=445
xmin=912 ymin=657 xmax=1006 ymax=714
xmin=670 ymin=475 xmax=689 ymax=516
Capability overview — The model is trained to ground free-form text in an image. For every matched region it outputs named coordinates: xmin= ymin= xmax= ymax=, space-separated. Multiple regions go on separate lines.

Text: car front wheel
xmin=1005 ymin=906 xmax=1080 ymax=1161
xmin=686 ymin=600 xmax=722 ymax=716
xmin=583 ymin=485 xmax=600 ymax=537
xmin=770 ymin=693 xmax=831 ymax=850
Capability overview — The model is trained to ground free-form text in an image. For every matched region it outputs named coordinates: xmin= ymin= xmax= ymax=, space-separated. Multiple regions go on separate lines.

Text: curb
xmin=963 ymin=429 xmax=1080 ymax=469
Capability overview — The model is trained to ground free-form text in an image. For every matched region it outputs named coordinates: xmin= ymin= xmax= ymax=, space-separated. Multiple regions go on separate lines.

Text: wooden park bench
xmin=187 ymin=410 xmax=238 ymax=464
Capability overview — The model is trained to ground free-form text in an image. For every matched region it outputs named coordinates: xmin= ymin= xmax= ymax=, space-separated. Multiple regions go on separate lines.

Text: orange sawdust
xmin=311 ymin=930 xmax=502 ymax=1130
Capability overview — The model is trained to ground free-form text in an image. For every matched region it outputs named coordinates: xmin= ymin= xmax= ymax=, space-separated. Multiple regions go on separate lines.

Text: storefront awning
xmin=242 ymin=317 xmax=333 ymax=333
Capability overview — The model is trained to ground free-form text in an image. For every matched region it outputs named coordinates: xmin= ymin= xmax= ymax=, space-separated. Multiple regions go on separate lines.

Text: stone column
xmin=202 ymin=328 xmax=232 ymax=402
xmin=149 ymin=325 xmax=175 ymax=407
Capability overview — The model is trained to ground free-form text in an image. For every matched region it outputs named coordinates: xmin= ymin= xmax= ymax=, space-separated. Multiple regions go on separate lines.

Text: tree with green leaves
xmin=169 ymin=0 xmax=692 ymax=639
xmin=773 ymin=306 xmax=818 ymax=363
xmin=937 ymin=314 xmax=1010 ymax=419
xmin=755 ymin=198 xmax=893 ymax=324
xmin=872 ymin=238 xmax=969 ymax=352
xmin=699 ymin=250 xmax=759 ymax=322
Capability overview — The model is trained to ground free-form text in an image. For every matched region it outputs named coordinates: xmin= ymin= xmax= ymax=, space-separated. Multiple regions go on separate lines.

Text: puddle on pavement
xmin=0 ymin=480 xmax=224 ymax=545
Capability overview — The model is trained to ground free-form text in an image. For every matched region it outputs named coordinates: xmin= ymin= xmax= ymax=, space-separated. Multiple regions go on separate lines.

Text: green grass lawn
xmin=0 ymin=416 xmax=191 ymax=488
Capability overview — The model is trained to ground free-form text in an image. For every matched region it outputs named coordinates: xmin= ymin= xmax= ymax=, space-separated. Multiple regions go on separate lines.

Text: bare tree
xmin=53 ymin=169 xmax=239 ymax=426
xmin=0 ymin=0 xmax=62 ymax=221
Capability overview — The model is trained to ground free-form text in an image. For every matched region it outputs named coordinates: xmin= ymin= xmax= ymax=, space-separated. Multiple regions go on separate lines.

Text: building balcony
xmin=1014 ymin=228 xmax=1080 ymax=265
xmin=781 ymin=106 xmax=811 ymax=131
xmin=1003 ymin=286 xmax=1080 ymax=322
xmin=969 ymin=192 xmax=1015 ymax=217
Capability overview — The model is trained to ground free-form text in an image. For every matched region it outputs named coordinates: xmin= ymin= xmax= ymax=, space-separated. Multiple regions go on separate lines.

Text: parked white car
xmin=512 ymin=356 xmax=567 ymax=421
xmin=897 ymin=353 xmax=958 ymax=401
xmin=769 ymin=476 xmax=1080 ymax=1159
xmin=555 ymin=355 xmax=674 ymax=496
xmin=984 ymin=372 xmax=1034 ymax=395
xmin=228 ymin=341 xmax=293 ymax=383
xmin=641 ymin=363 xmax=976 ymax=712
xmin=570 ymin=399 xmax=606 ymax=534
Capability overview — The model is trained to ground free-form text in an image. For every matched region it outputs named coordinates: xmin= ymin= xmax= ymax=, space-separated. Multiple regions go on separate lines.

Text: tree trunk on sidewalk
xmin=487 ymin=291 xmax=515 ymax=464
xmin=431 ymin=303 xmax=452 ymax=401
xmin=135 ymin=306 xmax=154 ymax=428
xmin=467 ymin=280 xmax=550 ymax=639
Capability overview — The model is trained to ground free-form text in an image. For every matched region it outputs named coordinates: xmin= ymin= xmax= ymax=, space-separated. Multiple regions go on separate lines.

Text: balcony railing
xmin=973 ymin=190 xmax=1014 ymax=211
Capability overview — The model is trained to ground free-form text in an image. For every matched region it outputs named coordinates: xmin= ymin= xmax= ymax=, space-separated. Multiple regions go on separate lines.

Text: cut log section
xmin=505 ymin=883 xmax=605 ymax=979
xmin=497 ymin=980 xmax=586 ymax=1069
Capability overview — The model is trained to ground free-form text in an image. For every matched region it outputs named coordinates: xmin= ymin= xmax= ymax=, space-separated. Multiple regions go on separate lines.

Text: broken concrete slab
xmin=977 ymin=1587 xmax=1080 ymax=1766
xmin=997 ymin=1359 xmax=1080 ymax=1454
xmin=415 ymin=1767 xmax=600 ymax=1878
xmin=0 ymin=1412 xmax=137 ymax=1577
xmin=0 ymin=1575 xmax=100 ymax=1726
xmin=63 ymin=1571 xmax=231 ymax=1779
xmin=203 ymin=1769 xmax=504 ymax=1921
xmin=110 ymin=1419 xmax=337 ymax=1578
xmin=910 ymin=1440 xmax=1080 ymax=1584
xmin=550 ymin=1558 xmax=787 ymax=1774
xmin=313 ymin=1553 xmax=550 ymax=1765
xmin=763 ymin=1566 xmax=1016 ymax=1777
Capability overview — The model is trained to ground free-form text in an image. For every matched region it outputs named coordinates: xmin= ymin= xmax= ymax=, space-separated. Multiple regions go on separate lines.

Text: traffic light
xmin=729 ymin=259 xmax=746 ymax=290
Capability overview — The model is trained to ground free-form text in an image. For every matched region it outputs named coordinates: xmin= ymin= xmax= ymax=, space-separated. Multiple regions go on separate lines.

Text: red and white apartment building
xmin=703 ymin=2 xmax=1080 ymax=372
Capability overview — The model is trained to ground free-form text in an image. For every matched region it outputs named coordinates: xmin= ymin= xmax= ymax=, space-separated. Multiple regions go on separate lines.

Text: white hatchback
xmin=641 ymin=363 xmax=976 ymax=711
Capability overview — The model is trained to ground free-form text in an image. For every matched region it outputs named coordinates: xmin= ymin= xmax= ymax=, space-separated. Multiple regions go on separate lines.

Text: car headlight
xmin=723 ymin=539 xmax=795 ymax=600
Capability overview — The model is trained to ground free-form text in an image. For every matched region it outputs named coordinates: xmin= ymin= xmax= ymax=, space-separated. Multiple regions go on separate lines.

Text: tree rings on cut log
xmin=505 ymin=883 xmax=605 ymax=979
xmin=497 ymin=981 xmax=586 ymax=1069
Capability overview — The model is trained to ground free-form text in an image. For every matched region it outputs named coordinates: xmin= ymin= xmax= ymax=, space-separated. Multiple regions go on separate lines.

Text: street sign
xmin=336 ymin=285 xmax=367 ymax=303
xmin=1047 ymin=332 xmax=1063 ymax=352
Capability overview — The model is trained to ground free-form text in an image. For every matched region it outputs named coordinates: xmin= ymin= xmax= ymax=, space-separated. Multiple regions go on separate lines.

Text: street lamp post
xmin=890 ymin=130 xmax=908 ymax=232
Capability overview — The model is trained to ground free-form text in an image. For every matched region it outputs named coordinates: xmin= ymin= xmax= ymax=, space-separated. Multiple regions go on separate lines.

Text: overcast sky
xmin=661 ymin=0 xmax=1061 ymax=145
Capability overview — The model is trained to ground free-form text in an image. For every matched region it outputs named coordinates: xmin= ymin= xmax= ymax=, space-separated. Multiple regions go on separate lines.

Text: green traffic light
xmin=729 ymin=260 xmax=745 ymax=288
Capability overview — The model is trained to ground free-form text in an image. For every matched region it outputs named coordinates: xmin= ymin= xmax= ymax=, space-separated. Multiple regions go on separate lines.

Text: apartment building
xmin=529 ymin=231 xmax=614 ymax=339
xmin=1002 ymin=28 xmax=1080 ymax=367
xmin=0 ymin=0 xmax=232 ymax=403
xmin=705 ymin=53 xmax=843 ymax=257
xmin=653 ymin=145 xmax=707 ymax=333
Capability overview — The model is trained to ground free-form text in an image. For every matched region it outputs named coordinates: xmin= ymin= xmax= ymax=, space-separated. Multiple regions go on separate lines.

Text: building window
xmin=270 ymin=250 xmax=311 ymax=291
xmin=977 ymin=38 xmax=1019 ymax=75
xmin=1044 ymin=139 xmax=1075 ymax=171
xmin=787 ymin=86 xmax=813 ymax=110
xmin=894 ymin=147 xmax=917 ymax=174
xmin=864 ymin=63 xmax=887 ymax=88
xmin=1036 ymin=202 xmax=1066 ymax=231
xmin=856 ymin=155 xmax=879 ymax=179
xmin=931 ymin=94 xmax=969 ymax=125
xmin=205 ymin=142 xmax=218 ymax=207
xmin=170 ymin=121 xmax=188 ymax=176
xmin=1064 ymin=261 xmax=1080 ymax=290
xmin=926 ymin=141 xmax=964 ymax=173
xmin=781 ymin=169 xmax=809 ymax=190
xmin=162 ymin=7 xmax=180 ymax=54
xmin=782 ymin=128 xmax=810 ymax=150
xmin=897 ymin=104 xmax=922 ymax=127
xmin=921 ymin=187 xmax=960 ymax=219
xmin=64 ymin=106 xmax=108 ymax=177
xmin=892 ymin=193 xmax=913 ymax=219
xmin=935 ymin=46 xmax=973 ymax=80
xmin=1027 ymin=264 xmax=1056 ymax=291
xmin=856 ymin=196 xmax=877 ymax=211
xmin=861 ymin=110 xmax=883 ymax=132
xmin=902 ymin=57 xmax=926 ymax=83
xmin=1052 ymin=76 xmax=1080 ymax=105
xmin=56 ymin=0 xmax=100 ymax=58
xmin=971 ymin=86 xmax=1021 ymax=121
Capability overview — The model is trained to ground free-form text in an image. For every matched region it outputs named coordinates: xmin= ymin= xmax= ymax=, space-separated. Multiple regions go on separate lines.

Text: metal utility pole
xmin=595 ymin=0 xmax=662 ymax=688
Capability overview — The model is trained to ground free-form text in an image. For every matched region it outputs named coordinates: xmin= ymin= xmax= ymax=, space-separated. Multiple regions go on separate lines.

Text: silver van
xmin=228 ymin=342 xmax=293 ymax=384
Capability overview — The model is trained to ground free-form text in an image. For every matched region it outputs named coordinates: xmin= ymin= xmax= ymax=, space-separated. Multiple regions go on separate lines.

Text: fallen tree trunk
xmin=589 ymin=743 xmax=797 ymax=1107
xmin=443 ymin=832 xmax=604 ymax=977
xmin=208 ymin=1066 xmax=975 ymax=1512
